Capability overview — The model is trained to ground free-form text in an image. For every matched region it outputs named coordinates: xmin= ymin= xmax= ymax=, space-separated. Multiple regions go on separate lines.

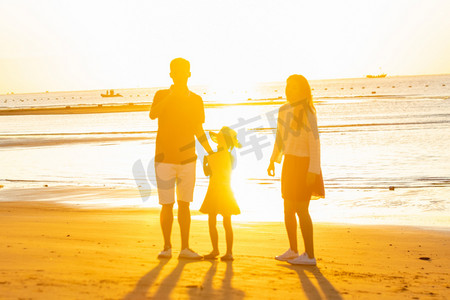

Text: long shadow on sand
xmin=124 ymin=259 xmax=244 ymax=299
xmin=220 ymin=261 xmax=245 ymax=299
xmin=281 ymin=265 xmax=342 ymax=300
xmin=151 ymin=259 xmax=201 ymax=299
xmin=188 ymin=260 xmax=245 ymax=299
xmin=123 ymin=258 xmax=170 ymax=300
xmin=124 ymin=259 xmax=196 ymax=300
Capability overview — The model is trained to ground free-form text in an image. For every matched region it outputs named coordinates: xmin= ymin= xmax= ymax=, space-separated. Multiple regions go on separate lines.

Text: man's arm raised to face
xmin=149 ymin=91 xmax=172 ymax=120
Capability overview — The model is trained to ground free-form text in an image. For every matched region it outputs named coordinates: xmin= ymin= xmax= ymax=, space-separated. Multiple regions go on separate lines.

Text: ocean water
xmin=1 ymin=75 xmax=449 ymax=227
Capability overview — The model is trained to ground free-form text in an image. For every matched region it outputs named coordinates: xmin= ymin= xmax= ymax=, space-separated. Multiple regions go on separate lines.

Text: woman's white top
xmin=270 ymin=102 xmax=321 ymax=175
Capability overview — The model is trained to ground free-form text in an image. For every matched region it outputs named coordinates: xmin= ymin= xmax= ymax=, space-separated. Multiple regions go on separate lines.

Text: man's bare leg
xmin=177 ymin=201 xmax=191 ymax=250
xmin=160 ymin=203 xmax=174 ymax=250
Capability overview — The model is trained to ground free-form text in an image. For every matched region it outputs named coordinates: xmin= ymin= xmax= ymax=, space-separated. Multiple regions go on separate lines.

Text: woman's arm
xmin=307 ymin=110 xmax=321 ymax=183
xmin=268 ymin=106 xmax=285 ymax=176
xmin=267 ymin=128 xmax=282 ymax=176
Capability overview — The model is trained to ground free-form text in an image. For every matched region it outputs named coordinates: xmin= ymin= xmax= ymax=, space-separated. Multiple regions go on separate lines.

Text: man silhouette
xmin=150 ymin=58 xmax=213 ymax=259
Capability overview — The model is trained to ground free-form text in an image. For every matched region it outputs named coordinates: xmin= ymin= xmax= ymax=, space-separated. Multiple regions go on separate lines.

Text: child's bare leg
xmin=222 ymin=215 xmax=233 ymax=255
xmin=205 ymin=214 xmax=219 ymax=258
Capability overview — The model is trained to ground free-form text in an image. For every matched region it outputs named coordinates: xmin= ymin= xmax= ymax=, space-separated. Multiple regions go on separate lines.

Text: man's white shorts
xmin=155 ymin=162 xmax=196 ymax=205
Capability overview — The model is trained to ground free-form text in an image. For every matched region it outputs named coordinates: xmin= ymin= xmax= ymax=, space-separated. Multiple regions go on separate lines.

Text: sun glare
xmin=206 ymin=80 xmax=261 ymax=104
xmin=0 ymin=1 xmax=449 ymax=93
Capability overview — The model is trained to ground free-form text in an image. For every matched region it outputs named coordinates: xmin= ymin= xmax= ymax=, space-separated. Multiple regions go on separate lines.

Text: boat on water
xmin=366 ymin=74 xmax=387 ymax=78
xmin=101 ymin=89 xmax=123 ymax=97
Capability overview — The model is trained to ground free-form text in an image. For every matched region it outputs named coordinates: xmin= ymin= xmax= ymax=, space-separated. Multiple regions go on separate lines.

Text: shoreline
xmin=0 ymin=103 xmax=152 ymax=115
xmin=1 ymin=199 xmax=448 ymax=230
xmin=1 ymin=200 xmax=449 ymax=299
xmin=1 ymin=185 xmax=449 ymax=230
xmin=0 ymin=99 xmax=285 ymax=115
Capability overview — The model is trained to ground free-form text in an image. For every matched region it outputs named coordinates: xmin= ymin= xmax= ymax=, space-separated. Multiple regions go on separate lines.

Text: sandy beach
xmin=1 ymin=0 xmax=449 ymax=299
xmin=1 ymin=195 xmax=449 ymax=299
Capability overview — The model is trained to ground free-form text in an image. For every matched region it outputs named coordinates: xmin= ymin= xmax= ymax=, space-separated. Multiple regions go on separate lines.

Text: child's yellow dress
xmin=200 ymin=150 xmax=240 ymax=216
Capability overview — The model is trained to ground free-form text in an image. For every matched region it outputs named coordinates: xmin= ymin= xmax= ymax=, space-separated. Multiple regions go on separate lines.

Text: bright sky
xmin=0 ymin=0 xmax=449 ymax=93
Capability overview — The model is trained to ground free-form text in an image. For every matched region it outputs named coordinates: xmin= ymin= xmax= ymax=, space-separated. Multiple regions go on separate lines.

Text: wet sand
xmin=1 ymin=194 xmax=449 ymax=299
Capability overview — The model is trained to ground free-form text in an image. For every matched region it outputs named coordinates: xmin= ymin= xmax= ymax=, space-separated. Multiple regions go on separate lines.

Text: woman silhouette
xmin=267 ymin=74 xmax=325 ymax=265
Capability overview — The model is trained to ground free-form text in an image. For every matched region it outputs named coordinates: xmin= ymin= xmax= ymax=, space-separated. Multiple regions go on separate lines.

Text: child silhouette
xmin=200 ymin=126 xmax=241 ymax=261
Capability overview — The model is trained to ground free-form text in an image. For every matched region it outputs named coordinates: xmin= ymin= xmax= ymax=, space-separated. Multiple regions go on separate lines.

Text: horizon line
xmin=2 ymin=72 xmax=449 ymax=96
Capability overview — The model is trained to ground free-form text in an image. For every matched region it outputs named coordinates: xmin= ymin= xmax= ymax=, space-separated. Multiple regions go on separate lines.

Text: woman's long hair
xmin=287 ymin=74 xmax=316 ymax=113
xmin=287 ymin=75 xmax=317 ymax=132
